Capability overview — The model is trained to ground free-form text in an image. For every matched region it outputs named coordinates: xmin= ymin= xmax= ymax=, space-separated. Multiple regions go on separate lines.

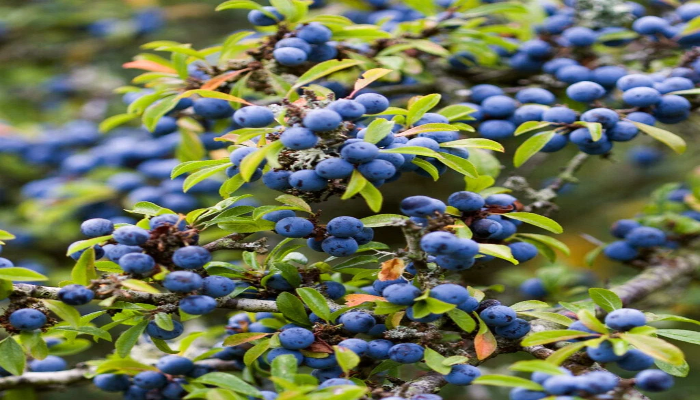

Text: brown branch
xmin=202 ymin=233 xmax=268 ymax=253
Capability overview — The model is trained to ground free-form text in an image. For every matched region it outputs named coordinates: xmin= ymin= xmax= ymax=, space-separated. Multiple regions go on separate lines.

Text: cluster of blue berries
xmin=271 ymin=22 xmax=337 ymax=66
xmin=93 ymin=355 xmax=212 ymax=399
xmin=568 ymin=308 xmax=658 ymax=371
xmin=87 ymin=7 xmax=165 ymax=38
xmin=399 ymin=192 xmax=539 ymax=270
xmin=603 ymin=219 xmax=669 ymax=262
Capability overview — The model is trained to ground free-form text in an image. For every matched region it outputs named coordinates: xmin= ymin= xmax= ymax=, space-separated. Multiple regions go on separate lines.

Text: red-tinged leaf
xmin=378 ymin=258 xmax=405 ymax=281
xmin=201 ymin=69 xmax=250 ymax=91
xmin=475 ymin=315 xmax=497 ymax=360
xmin=344 ymin=294 xmax=386 ymax=307
xmin=123 ymin=60 xmax=177 ymax=74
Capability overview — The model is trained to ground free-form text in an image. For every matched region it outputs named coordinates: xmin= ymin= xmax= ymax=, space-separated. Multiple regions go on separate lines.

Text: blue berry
xmin=471 ymin=219 xmax=503 ymax=238
xmin=470 ymin=84 xmax=504 ymax=103
xmin=520 ymin=278 xmax=547 ymax=298
xmin=388 ymin=343 xmax=424 ymax=363
xmin=607 ymin=121 xmax=639 ymax=142
xmin=179 ymin=295 xmax=217 ymax=315
xmin=157 ymin=355 xmax=194 ymax=375
xmin=318 ymin=378 xmax=356 ymax=388
xmin=540 ymin=134 xmax=569 ymax=152
xmin=193 ymin=98 xmax=234 ymax=119
xmin=635 ymin=369 xmax=674 ymax=392
xmin=604 ymin=241 xmax=639 ymax=261
xmin=233 ymin=106 xmax=275 ymax=128
xmin=288 ymin=169 xmax=328 ymax=191
xmin=296 ymin=22 xmax=332 ymax=44
xmin=367 ymin=339 xmax=393 ymax=359
xmin=562 ymin=26 xmax=597 ymax=46
xmin=273 ymin=47 xmax=307 ymax=66
xmin=93 ymin=374 xmax=131 ymax=392
xmin=430 ymin=284 xmax=469 ymax=305
xmin=604 ymin=308 xmax=646 ymax=331
xmin=304 ymin=354 xmax=337 ymax=369
xmin=275 ymin=217 xmax=314 ymax=238
xmin=327 ymin=99 xmax=366 ymax=121
xmin=543 ymin=107 xmax=577 ymax=124
xmin=338 ymin=338 xmax=368 ymax=355
xmin=9 ymin=308 xmax=46 ymax=331
xmin=625 ymin=227 xmax=665 ymax=247
xmin=119 ymin=253 xmax=155 ymax=275
xmin=480 ymin=305 xmax=516 ymax=327
xmin=150 ymin=214 xmax=186 ymax=231
xmin=58 ymin=284 xmax=94 ymax=305
xmin=383 ymin=283 xmax=421 ymax=305
xmin=448 ymin=191 xmax=484 ymax=212
xmin=445 ymin=364 xmax=481 ymax=385
xmin=164 ymin=271 xmax=203 ymax=293
xmin=172 ymin=246 xmax=211 ymax=269
xmin=280 ymin=127 xmax=318 ymax=150
xmin=508 ymin=242 xmax=538 ymax=262
xmin=478 ymin=120 xmax=516 ymax=140
xmin=580 ymin=108 xmax=619 ymax=129
xmin=579 ymin=371 xmax=620 ymax=394
xmin=327 ymin=216 xmax=363 ymax=238
xmin=420 ymin=231 xmax=461 ymax=255
xmin=248 ymin=7 xmax=284 ymax=26
xmin=341 ymin=141 xmax=379 ymax=163
xmin=355 ymin=93 xmax=389 ymax=114
xmin=133 ymin=371 xmax=168 ymax=389
xmin=481 ymin=95 xmax=517 ymax=117
xmin=262 ymin=170 xmax=293 ymax=191
xmin=542 ymin=375 xmax=579 ymax=395
xmin=307 ymin=43 xmax=337 ymax=62
xmin=587 ymin=341 xmax=624 ymax=363
xmin=400 ymin=196 xmax=446 ymax=217
xmin=113 ymin=226 xmax=150 ymax=246
xmin=556 ymin=65 xmax=593 ymax=84
xmin=321 ymin=236 xmax=358 ymax=256
xmin=80 ymin=218 xmax=114 ymax=237
xmin=320 ymin=281 xmax=346 ymax=300
xmin=29 ymin=355 xmax=67 ymax=372
xmin=339 ymin=311 xmax=375 ymax=333
xmin=566 ymin=81 xmax=605 ymax=103
xmin=617 ymin=74 xmax=655 ymax=91
xmin=617 ymin=349 xmax=655 ymax=371
xmin=279 ymin=327 xmax=315 ymax=350
xmin=315 ymin=158 xmax=354 ymax=179
xmin=147 ymin=320 xmax=184 ymax=340
xmin=303 ymin=109 xmax=342 ymax=132
xmin=202 ymin=276 xmax=235 ymax=297
xmin=495 ymin=318 xmax=531 ymax=339
xmin=275 ymin=38 xmax=311 ymax=54
xmin=358 ymin=159 xmax=396 ymax=180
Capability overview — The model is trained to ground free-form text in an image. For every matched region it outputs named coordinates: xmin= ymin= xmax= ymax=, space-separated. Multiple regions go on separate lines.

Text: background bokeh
xmin=0 ymin=0 xmax=699 ymax=398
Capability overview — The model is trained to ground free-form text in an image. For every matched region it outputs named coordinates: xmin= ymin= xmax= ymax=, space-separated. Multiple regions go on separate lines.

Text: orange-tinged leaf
xmin=475 ymin=315 xmax=497 ymax=360
xmin=344 ymin=294 xmax=386 ymax=307
xmin=201 ymin=69 xmax=250 ymax=90
xmin=349 ymin=68 xmax=393 ymax=97
xmin=123 ymin=60 xmax=177 ymax=74
xmin=378 ymin=258 xmax=405 ymax=281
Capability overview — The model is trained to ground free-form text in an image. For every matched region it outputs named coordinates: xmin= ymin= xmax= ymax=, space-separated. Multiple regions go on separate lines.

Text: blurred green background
xmin=0 ymin=0 xmax=699 ymax=399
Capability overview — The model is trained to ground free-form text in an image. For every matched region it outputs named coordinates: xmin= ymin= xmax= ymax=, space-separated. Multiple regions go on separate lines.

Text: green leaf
xmin=510 ymin=300 xmax=550 ymax=312
xmin=0 ymin=337 xmax=25 ymax=375
xmin=289 ymin=59 xmax=364 ymax=95
xmin=224 ymin=332 xmax=272 ymax=347
xmin=176 ymin=129 xmax=206 ymax=162
xmin=655 ymin=359 xmax=690 ymax=377
xmin=350 ymin=68 xmax=393 ymax=96
xmin=43 ymin=299 xmax=81 ymax=328
xmin=629 ymin=121 xmax=686 ymax=154
xmin=154 ymin=313 xmax=174 ymax=331
xmin=52 ymin=326 xmax=111 ymax=342
xmin=0 ymin=267 xmax=47 ymax=282
xmin=271 ymin=354 xmax=298 ymax=392
xmin=437 ymin=152 xmax=479 ymax=178
xmin=362 ymin=119 xmax=395 ymax=145
xmin=504 ymin=212 xmax=563 ymax=234
xmin=399 ymin=123 xmax=462 ymax=138
xmin=656 ymin=329 xmax=700 ymax=345
xmin=275 ymin=292 xmax=311 ymax=326
xmin=424 ymin=297 xmax=457 ymax=314
xmin=359 ymin=182 xmax=383 ymax=212
xmin=48 ymin=338 xmax=92 ymax=356
xmin=407 ymin=94 xmax=441 ymax=126
xmin=546 ymin=341 xmax=588 ymax=366
xmin=244 ymin=339 xmax=270 ymax=366
xmin=478 ymin=244 xmax=518 ymax=264
xmin=359 ymin=214 xmax=408 ymax=227
xmin=115 ymin=319 xmax=148 ymax=358
xmin=437 ymin=104 xmax=476 ymax=121
xmin=335 ymin=345 xmax=361 ymax=374
xmin=473 ymin=375 xmax=544 ymax=391
xmin=172 ymin=159 xmax=231 ymax=179
xmin=183 ymin=163 xmax=230 ymax=192
xmin=514 ymin=121 xmax=552 ymax=136
xmin=620 ymin=333 xmax=685 ymax=366
xmin=645 ymin=313 xmax=700 ymax=326
xmin=66 ymin=235 xmax=112 ymax=256
xmin=296 ymin=287 xmax=332 ymax=322
xmin=517 ymin=311 xmax=573 ymax=327
xmin=99 ymin=113 xmax=139 ymax=133
xmin=513 ymin=131 xmax=556 ymax=167
xmin=510 ymin=360 xmax=567 ymax=375
xmin=442 ymin=356 xmax=470 ymax=366
xmin=439 ymin=138 xmax=504 ymax=152
xmin=20 ymin=331 xmax=48 ymax=360
xmin=240 ymin=142 xmax=285 ymax=182
xmin=411 ymin=158 xmax=440 ymax=180
xmin=195 ymin=372 xmax=262 ymax=397
xmin=668 ymin=88 xmax=700 ymax=95
xmin=143 ymin=95 xmax=180 ymax=131
xmin=423 ymin=348 xmax=451 ymax=374
xmin=220 ymin=174 xmax=246 ymax=198
xmin=588 ymin=288 xmax=623 ymax=312
xmin=342 ymin=170 xmax=368 ymax=200
xmin=179 ymin=89 xmax=251 ymax=105
xmin=515 ymin=234 xmax=570 ymax=256
xmin=574 ymin=121 xmax=603 ymax=142
xmin=577 ymin=309 xmax=608 ymax=333
xmin=71 ymin=247 xmax=98 ymax=286
xmin=275 ymin=194 xmax=312 ymax=213
xmin=521 ymin=330 xmax=601 ymax=346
